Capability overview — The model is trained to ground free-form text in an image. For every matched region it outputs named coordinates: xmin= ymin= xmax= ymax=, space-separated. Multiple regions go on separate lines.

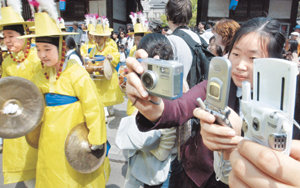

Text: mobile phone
xmin=197 ymin=57 xmax=232 ymax=127
xmin=241 ymin=58 xmax=299 ymax=154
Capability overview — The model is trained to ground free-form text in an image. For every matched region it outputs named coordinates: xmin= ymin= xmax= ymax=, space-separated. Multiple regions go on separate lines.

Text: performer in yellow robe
xmin=89 ymin=18 xmax=124 ymax=107
xmin=80 ymin=14 xmax=96 ymax=59
xmin=81 ymin=37 xmax=95 ymax=59
xmin=0 ymin=5 xmax=40 ymax=185
xmin=20 ymin=11 xmax=107 ymax=187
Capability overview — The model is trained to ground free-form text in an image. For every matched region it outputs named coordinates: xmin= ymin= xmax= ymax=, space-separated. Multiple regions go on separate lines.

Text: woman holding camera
xmin=126 ymin=17 xmax=300 ymax=188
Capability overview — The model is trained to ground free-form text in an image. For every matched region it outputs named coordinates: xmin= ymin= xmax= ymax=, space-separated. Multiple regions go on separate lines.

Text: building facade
xmin=141 ymin=0 xmax=167 ymax=22
xmin=21 ymin=0 xmax=142 ymax=31
xmin=197 ymin=0 xmax=299 ymax=37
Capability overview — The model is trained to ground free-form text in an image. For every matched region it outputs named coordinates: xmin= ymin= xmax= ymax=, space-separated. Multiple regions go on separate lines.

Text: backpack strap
xmin=172 ymin=28 xmax=201 ymax=52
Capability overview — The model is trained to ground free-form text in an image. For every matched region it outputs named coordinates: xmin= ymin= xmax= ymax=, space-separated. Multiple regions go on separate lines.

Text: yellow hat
xmin=0 ymin=7 xmax=34 ymax=31
xmin=128 ymin=12 xmax=151 ymax=35
xmin=87 ymin=24 xmax=95 ymax=33
xmin=84 ymin=14 xmax=97 ymax=32
xmin=19 ymin=12 xmax=77 ymax=39
xmin=90 ymin=17 xmax=111 ymax=36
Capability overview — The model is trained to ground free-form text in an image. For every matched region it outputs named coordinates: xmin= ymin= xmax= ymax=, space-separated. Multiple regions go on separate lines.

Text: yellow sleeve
xmin=73 ymin=69 xmax=107 ymax=145
xmin=1 ymin=57 xmax=9 ymax=78
xmin=80 ymin=43 xmax=87 ymax=57
xmin=129 ymin=45 xmax=137 ymax=57
xmin=107 ymin=41 xmax=120 ymax=68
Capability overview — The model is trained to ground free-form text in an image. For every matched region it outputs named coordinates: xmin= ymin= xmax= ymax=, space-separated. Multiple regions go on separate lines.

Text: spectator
xmin=161 ymin=26 xmax=171 ymax=35
xmin=197 ymin=22 xmax=205 ymax=34
xmin=118 ymin=33 xmax=176 ymax=188
xmin=212 ymin=19 xmax=240 ymax=56
xmin=126 ymin=28 xmax=134 ymax=53
xmin=125 ymin=17 xmax=289 ymax=188
xmin=208 ymin=36 xmax=223 ymax=56
xmin=65 ymin=37 xmax=83 ymax=66
xmin=119 ymin=44 xmax=127 ymax=63
xmin=285 ymin=39 xmax=299 ymax=63
xmin=112 ymin=31 xmax=119 ymax=46
xmin=119 ymin=31 xmax=127 ymax=47
xmin=71 ymin=21 xmax=84 ymax=49
xmin=80 ymin=23 xmax=88 ymax=44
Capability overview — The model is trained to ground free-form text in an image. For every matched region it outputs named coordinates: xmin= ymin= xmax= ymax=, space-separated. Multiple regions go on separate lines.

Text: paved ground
xmin=0 ymin=98 xmax=129 ymax=188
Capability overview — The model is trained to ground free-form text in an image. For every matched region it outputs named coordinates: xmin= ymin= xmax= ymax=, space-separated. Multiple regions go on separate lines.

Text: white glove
xmin=3 ymin=103 xmax=19 ymax=115
xmin=150 ymin=127 xmax=177 ymax=161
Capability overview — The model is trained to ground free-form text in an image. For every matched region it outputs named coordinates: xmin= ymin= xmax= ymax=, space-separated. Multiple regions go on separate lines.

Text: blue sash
xmin=45 ymin=93 xmax=79 ymax=106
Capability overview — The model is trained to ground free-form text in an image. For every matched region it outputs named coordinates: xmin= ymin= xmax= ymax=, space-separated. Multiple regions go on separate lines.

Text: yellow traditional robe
xmin=80 ymin=41 xmax=96 ymax=58
xmin=33 ymin=61 xmax=107 ymax=187
xmin=127 ymin=45 xmax=137 ymax=115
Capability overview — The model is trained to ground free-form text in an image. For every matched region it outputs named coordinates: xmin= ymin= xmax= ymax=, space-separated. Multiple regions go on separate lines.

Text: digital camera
xmin=241 ymin=58 xmax=298 ymax=154
xmin=140 ymin=58 xmax=183 ymax=100
xmin=197 ymin=57 xmax=232 ymax=127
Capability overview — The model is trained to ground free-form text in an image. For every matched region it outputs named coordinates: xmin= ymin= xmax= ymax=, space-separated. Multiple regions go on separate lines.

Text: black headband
xmin=3 ymin=25 xmax=25 ymax=35
xmin=36 ymin=37 xmax=60 ymax=48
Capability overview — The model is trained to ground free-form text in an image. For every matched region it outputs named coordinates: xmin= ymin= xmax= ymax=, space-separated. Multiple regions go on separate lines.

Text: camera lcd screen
xmin=209 ymin=82 xmax=220 ymax=99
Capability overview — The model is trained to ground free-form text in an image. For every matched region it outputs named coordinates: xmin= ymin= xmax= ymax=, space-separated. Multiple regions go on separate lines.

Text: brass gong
xmin=65 ymin=122 xmax=106 ymax=174
xmin=0 ymin=76 xmax=44 ymax=138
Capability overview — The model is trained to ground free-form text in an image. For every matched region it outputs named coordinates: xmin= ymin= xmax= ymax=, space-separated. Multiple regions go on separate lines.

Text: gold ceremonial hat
xmin=0 ymin=7 xmax=34 ymax=31
xmin=19 ymin=12 xmax=77 ymax=39
xmin=128 ymin=12 xmax=151 ymax=35
xmin=90 ymin=17 xmax=112 ymax=36
xmin=86 ymin=24 xmax=95 ymax=32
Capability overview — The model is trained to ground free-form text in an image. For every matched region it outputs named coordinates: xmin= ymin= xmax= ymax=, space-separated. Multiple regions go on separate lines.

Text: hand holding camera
xmin=241 ymin=58 xmax=298 ymax=155
xmin=125 ymin=49 xmax=165 ymax=122
xmin=139 ymin=58 xmax=183 ymax=100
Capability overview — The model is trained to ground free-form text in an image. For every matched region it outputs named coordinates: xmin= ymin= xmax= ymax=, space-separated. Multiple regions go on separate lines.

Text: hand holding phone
xmin=197 ymin=57 xmax=232 ymax=128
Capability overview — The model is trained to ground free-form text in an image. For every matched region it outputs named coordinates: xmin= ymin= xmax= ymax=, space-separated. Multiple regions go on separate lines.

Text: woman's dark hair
xmin=165 ymin=0 xmax=192 ymax=25
xmin=288 ymin=39 xmax=298 ymax=53
xmin=137 ymin=33 xmax=174 ymax=60
xmin=65 ymin=37 xmax=83 ymax=61
xmin=228 ymin=17 xmax=286 ymax=58
xmin=66 ymin=37 xmax=76 ymax=49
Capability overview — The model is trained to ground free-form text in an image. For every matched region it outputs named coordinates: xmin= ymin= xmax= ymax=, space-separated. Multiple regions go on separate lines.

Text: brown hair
xmin=213 ymin=19 xmax=240 ymax=54
xmin=165 ymin=0 xmax=192 ymax=25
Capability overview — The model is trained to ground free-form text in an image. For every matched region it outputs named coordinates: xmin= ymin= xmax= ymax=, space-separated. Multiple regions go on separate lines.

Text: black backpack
xmin=172 ymin=26 xmax=215 ymax=88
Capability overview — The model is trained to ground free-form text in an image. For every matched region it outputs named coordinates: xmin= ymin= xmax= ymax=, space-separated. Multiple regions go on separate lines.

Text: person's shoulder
xmin=181 ymin=28 xmax=201 ymax=43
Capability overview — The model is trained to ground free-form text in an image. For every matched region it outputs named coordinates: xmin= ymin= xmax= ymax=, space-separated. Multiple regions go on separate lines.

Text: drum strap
xmin=45 ymin=93 xmax=79 ymax=106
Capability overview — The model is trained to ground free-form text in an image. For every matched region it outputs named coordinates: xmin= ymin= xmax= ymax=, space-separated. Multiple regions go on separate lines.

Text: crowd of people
xmin=0 ymin=0 xmax=300 ymax=188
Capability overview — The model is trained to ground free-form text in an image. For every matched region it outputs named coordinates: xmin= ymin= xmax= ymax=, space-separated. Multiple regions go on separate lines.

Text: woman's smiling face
xmin=229 ymin=32 xmax=269 ymax=88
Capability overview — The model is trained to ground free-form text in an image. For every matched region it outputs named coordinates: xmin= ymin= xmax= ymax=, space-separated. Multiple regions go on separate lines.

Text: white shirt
xmin=126 ymin=36 xmax=134 ymax=51
xmin=64 ymin=49 xmax=83 ymax=70
xmin=167 ymin=28 xmax=201 ymax=80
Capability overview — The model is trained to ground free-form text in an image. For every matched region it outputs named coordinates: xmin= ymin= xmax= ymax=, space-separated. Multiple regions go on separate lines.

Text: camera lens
xmin=252 ymin=117 xmax=260 ymax=131
xmin=141 ymin=71 xmax=157 ymax=90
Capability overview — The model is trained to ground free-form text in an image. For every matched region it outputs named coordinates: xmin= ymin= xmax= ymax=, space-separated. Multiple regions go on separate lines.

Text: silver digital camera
xmin=140 ymin=58 xmax=183 ymax=100
xmin=241 ymin=58 xmax=298 ymax=154
xmin=197 ymin=57 xmax=232 ymax=128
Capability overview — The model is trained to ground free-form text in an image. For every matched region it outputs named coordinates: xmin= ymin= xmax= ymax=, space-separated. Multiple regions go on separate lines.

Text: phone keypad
xmin=268 ymin=133 xmax=287 ymax=151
